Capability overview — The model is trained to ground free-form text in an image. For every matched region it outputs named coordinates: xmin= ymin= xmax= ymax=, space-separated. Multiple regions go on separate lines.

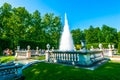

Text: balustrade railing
xmin=0 ymin=62 xmax=23 ymax=79
xmin=46 ymin=51 xmax=104 ymax=66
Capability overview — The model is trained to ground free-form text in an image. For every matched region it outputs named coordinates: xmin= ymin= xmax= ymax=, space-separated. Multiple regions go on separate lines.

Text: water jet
xmin=59 ymin=13 xmax=74 ymax=51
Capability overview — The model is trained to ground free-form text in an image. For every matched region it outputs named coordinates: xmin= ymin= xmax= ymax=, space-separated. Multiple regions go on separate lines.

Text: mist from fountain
xmin=59 ymin=13 xmax=74 ymax=51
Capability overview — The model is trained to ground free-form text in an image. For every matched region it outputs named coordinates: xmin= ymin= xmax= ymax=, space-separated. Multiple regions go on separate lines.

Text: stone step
xmin=111 ymin=55 xmax=120 ymax=58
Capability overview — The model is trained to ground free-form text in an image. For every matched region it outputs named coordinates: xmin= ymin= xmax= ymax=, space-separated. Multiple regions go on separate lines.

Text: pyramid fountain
xmin=59 ymin=13 xmax=74 ymax=51
xmin=46 ymin=13 xmax=105 ymax=66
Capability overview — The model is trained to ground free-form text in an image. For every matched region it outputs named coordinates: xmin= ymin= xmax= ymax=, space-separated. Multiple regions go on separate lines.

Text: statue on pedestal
xmin=99 ymin=43 xmax=102 ymax=50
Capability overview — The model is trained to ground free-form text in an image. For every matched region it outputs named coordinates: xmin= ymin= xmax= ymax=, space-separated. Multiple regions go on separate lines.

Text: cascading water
xmin=59 ymin=13 xmax=74 ymax=51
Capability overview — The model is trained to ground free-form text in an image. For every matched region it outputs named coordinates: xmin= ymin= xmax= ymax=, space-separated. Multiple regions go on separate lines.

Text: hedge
xmin=18 ymin=39 xmax=46 ymax=50
xmin=86 ymin=43 xmax=116 ymax=50
xmin=118 ymin=42 xmax=120 ymax=53
xmin=0 ymin=38 xmax=12 ymax=55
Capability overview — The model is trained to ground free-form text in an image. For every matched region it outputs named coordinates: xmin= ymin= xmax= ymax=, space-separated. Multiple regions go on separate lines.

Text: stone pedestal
xmin=27 ymin=50 xmax=31 ymax=58
xmin=99 ymin=43 xmax=103 ymax=51
xmin=17 ymin=46 xmax=20 ymax=51
xmin=36 ymin=47 xmax=39 ymax=54
xmin=108 ymin=49 xmax=113 ymax=57
xmin=15 ymin=52 xmax=18 ymax=58
xmin=26 ymin=45 xmax=31 ymax=58
xmin=108 ymin=44 xmax=113 ymax=57
xmin=45 ymin=51 xmax=50 ymax=62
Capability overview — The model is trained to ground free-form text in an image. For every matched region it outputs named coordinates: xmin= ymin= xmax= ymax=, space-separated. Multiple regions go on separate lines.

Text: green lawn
xmin=0 ymin=56 xmax=15 ymax=63
xmin=31 ymin=55 xmax=45 ymax=60
xmin=0 ymin=55 xmax=45 ymax=63
xmin=23 ymin=61 xmax=120 ymax=80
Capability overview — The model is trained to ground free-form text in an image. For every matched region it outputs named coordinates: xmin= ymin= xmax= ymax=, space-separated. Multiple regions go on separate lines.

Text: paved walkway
xmin=15 ymin=59 xmax=39 ymax=65
xmin=15 ymin=59 xmax=45 ymax=70
xmin=109 ymin=55 xmax=120 ymax=61
xmin=110 ymin=58 xmax=120 ymax=61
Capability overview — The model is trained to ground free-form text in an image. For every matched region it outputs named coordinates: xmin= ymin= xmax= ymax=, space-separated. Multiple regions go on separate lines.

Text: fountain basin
xmin=46 ymin=50 xmax=104 ymax=66
xmin=0 ymin=61 xmax=23 ymax=80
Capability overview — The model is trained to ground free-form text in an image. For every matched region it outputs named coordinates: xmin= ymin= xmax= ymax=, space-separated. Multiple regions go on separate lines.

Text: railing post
xmin=108 ymin=44 xmax=113 ymax=57
xmin=45 ymin=50 xmax=50 ymax=62
xmin=36 ymin=46 xmax=39 ymax=54
xmin=26 ymin=45 xmax=31 ymax=59
xmin=15 ymin=46 xmax=20 ymax=58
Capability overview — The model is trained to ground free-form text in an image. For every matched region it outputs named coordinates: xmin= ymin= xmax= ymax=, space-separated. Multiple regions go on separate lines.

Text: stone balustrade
xmin=46 ymin=50 xmax=104 ymax=66
xmin=15 ymin=46 xmax=44 ymax=60
xmin=15 ymin=50 xmax=31 ymax=59
xmin=15 ymin=49 xmax=44 ymax=60
xmin=0 ymin=62 xmax=23 ymax=80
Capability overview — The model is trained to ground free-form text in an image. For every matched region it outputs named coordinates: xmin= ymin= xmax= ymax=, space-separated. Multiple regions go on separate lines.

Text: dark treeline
xmin=0 ymin=3 xmax=120 ymax=52
xmin=71 ymin=25 xmax=120 ymax=49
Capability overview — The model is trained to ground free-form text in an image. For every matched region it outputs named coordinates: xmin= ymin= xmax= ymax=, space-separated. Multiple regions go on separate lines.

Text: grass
xmin=0 ymin=55 xmax=45 ymax=63
xmin=23 ymin=61 xmax=120 ymax=80
xmin=0 ymin=56 xmax=15 ymax=63
xmin=31 ymin=55 xmax=45 ymax=60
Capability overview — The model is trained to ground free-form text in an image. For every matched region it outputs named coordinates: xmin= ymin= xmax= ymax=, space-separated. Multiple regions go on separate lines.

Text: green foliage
xmin=84 ymin=25 xmax=118 ymax=44
xmin=31 ymin=55 xmax=45 ymax=60
xmin=118 ymin=31 xmax=120 ymax=42
xmin=18 ymin=39 xmax=45 ymax=49
xmin=87 ymin=43 xmax=111 ymax=49
xmin=23 ymin=61 xmax=120 ymax=80
xmin=0 ymin=56 xmax=15 ymax=63
xmin=42 ymin=13 xmax=62 ymax=49
xmin=71 ymin=28 xmax=85 ymax=45
xmin=87 ymin=43 xmax=99 ymax=49
xmin=102 ymin=43 xmax=111 ymax=48
xmin=75 ymin=44 xmax=81 ymax=50
xmin=84 ymin=26 xmax=100 ymax=43
xmin=118 ymin=43 xmax=120 ymax=53
xmin=101 ymin=25 xmax=118 ymax=43
xmin=0 ymin=3 xmax=62 ymax=49
xmin=0 ymin=47 xmax=2 ymax=55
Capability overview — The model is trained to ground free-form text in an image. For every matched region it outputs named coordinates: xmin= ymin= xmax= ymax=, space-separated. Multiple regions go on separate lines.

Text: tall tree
xmin=0 ymin=3 xmax=12 ymax=38
xmin=84 ymin=25 xmax=96 ymax=43
xmin=0 ymin=3 xmax=63 ymax=49
xmin=118 ymin=31 xmax=120 ymax=42
xmin=12 ymin=7 xmax=30 ymax=46
xmin=1 ymin=5 xmax=31 ymax=47
xmin=26 ymin=10 xmax=42 ymax=41
xmin=42 ymin=13 xmax=62 ymax=48
xmin=71 ymin=28 xmax=85 ymax=45
xmin=93 ymin=27 xmax=101 ymax=43
xmin=101 ymin=25 xmax=118 ymax=43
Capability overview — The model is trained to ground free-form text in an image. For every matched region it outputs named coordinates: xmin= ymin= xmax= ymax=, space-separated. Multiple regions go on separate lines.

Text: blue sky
xmin=0 ymin=0 xmax=120 ymax=31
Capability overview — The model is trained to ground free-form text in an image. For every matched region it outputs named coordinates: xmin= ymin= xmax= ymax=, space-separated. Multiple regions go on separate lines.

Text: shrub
xmin=87 ymin=43 xmax=101 ymax=49
xmin=75 ymin=44 xmax=81 ymax=50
